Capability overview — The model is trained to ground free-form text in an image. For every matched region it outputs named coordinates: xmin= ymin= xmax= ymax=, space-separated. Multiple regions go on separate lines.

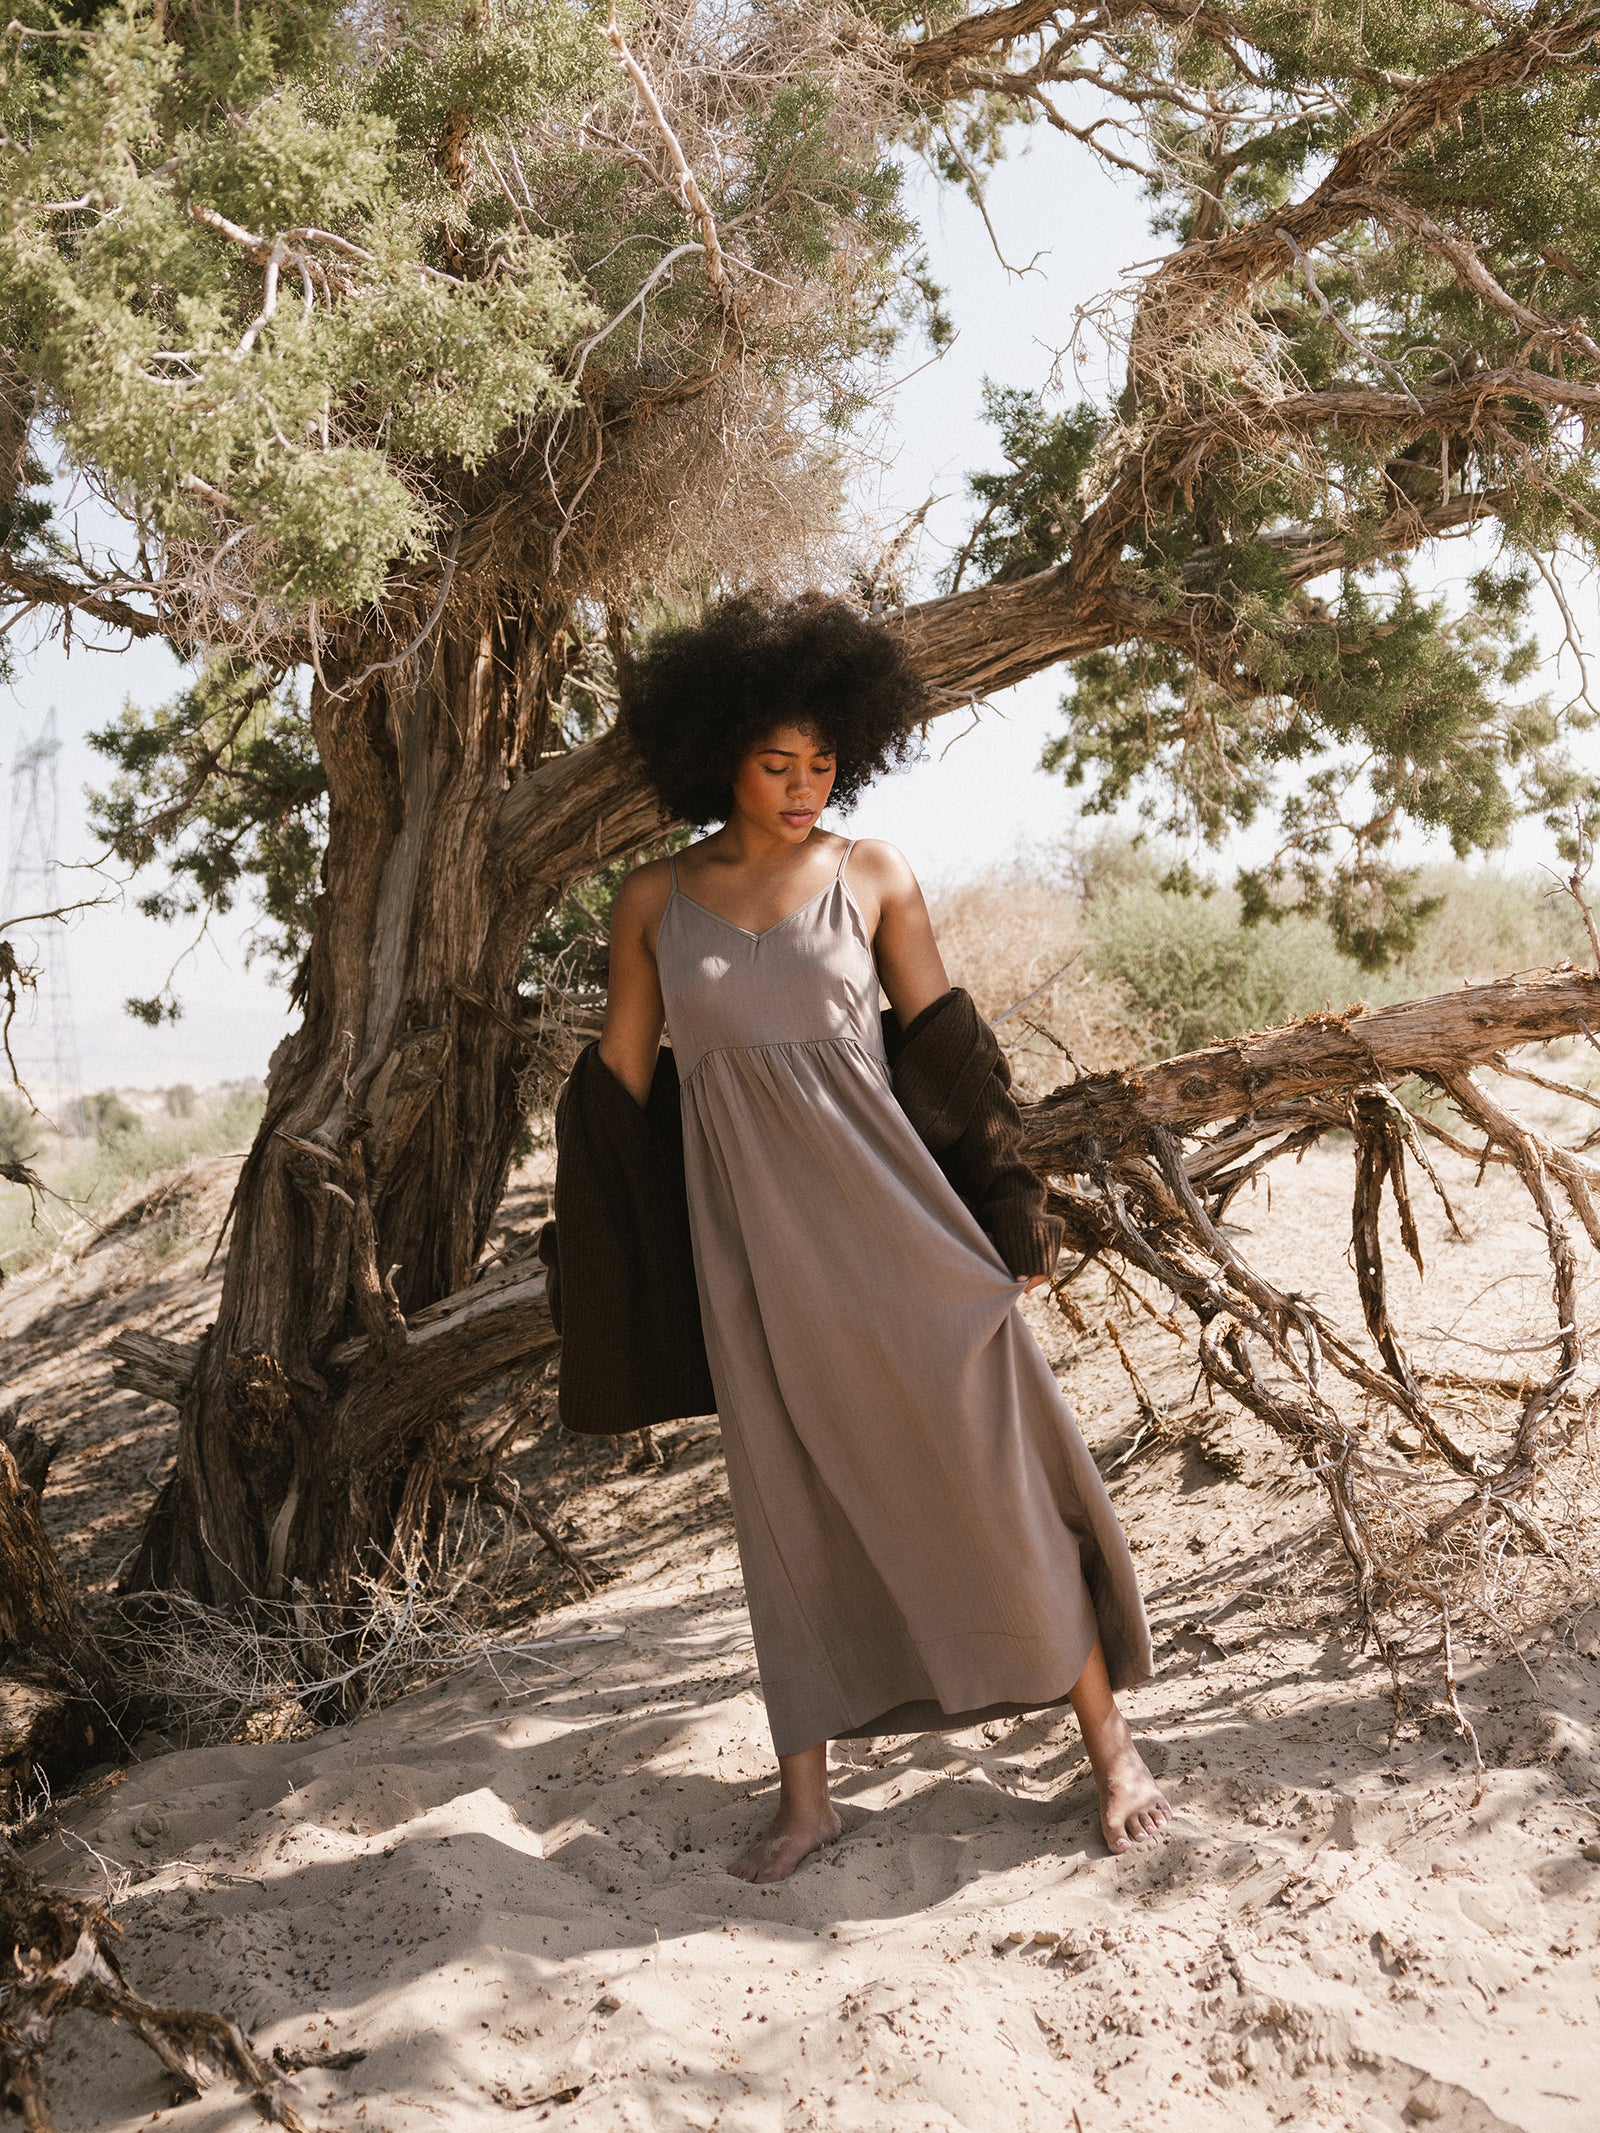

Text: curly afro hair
xmin=618 ymin=591 xmax=928 ymax=825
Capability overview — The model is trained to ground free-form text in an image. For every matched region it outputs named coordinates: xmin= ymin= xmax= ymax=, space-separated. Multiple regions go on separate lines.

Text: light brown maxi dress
xmin=656 ymin=840 xmax=1152 ymax=1757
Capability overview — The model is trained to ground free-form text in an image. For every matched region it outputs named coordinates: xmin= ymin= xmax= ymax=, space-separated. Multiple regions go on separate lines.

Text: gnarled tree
xmin=6 ymin=0 xmax=1600 ymax=1612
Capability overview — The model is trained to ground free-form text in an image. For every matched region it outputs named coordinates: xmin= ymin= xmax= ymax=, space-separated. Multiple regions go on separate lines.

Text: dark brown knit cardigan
xmin=538 ymin=986 xmax=1062 ymax=1435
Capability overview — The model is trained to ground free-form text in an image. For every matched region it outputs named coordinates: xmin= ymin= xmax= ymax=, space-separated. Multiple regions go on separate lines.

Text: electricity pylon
xmin=2 ymin=709 xmax=84 ymax=1129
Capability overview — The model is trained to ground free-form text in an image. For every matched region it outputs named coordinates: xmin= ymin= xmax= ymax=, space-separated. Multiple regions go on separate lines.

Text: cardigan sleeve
xmin=890 ymin=988 xmax=1064 ymax=1280
xmin=545 ymin=1042 xmax=715 ymax=1434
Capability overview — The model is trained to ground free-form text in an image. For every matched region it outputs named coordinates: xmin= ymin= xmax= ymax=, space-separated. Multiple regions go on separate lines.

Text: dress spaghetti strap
xmin=653 ymin=851 xmax=681 ymax=964
xmin=836 ymin=837 xmax=855 ymax=883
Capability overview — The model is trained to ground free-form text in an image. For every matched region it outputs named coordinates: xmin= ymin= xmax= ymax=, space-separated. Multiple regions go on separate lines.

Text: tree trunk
xmin=128 ymin=604 xmax=605 ymax=1604
xmin=0 ymin=1429 xmax=109 ymax=1812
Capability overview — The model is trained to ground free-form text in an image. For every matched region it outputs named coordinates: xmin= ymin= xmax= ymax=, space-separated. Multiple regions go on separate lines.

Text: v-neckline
xmin=672 ymin=875 xmax=837 ymax=941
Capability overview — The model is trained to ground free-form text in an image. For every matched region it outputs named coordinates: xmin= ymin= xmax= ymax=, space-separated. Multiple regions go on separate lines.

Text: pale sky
xmin=2 ymin=124 xmax=1592 ymax=1088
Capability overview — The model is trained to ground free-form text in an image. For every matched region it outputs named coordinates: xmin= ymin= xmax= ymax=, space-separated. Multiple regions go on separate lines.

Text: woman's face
xmin=729 ymin=724 xmax=837 ymax=843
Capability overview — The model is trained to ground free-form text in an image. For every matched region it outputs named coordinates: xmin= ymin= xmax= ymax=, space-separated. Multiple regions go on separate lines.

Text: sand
xmin=8 ymin=1120 xmax=1600 ymax=2133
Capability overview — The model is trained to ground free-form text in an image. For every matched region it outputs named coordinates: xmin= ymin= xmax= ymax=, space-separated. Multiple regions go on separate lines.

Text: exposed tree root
xmin=479 ymin=1480 xmax=597 ymax=1596
xmin=0 ymin=1853 xmax=307 ymax=2133
xmin=1024 ymin=967 xmax=1600 ymax=1754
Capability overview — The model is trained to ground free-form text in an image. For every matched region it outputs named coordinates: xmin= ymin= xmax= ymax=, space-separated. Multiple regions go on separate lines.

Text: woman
xmin=598 ymin=592 xmax=1167 ymax=1884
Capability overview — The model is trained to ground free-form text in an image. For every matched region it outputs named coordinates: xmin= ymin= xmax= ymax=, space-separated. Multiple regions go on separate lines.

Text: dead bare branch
xmin=604 ymin=6 xmax=731 ymax=306
xmin=0 ymin=1852 xmax=309 ymax=2133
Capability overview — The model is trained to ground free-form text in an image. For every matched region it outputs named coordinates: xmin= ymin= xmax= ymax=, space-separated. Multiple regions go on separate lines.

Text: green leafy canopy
xmin=87 ymin=661 xmax=324 ymax=1018
xmin=0 ymin=0 xmax=608 ymax=612
xmin=15 ymin=0 xmax=1600 ymax=985
xmin=940 ymin=0 xmax=1600 ymax=963
xmin=6 ymin=0 xmax=939 ymax=1009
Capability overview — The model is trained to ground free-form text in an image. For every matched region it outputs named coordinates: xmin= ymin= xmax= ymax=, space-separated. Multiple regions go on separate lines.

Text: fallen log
xmin=94 ymin=966 xmax=1598 ymax=1782
xmin=1015 ymin=960 xmax=1600 ymax=1779
xmin=1023 ymin=965 xmax=1600 ymax=1169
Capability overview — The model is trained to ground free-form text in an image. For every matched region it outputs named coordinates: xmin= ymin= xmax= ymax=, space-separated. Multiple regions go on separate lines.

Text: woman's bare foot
xmin=730 ymin=1800 xmax=843 ymax=1883
xmin=729 ymin=1740 xmax=839 ymax=1883
xmin=1092 ymin=1736 xmax=1169 ymax=1853
xmin=1068 ymin=1639 xmax=1172 ymax=1855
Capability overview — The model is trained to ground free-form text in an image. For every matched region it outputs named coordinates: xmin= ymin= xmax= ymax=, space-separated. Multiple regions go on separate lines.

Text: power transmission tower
xmin=3 ymin=709 xmax=84 ymax=1129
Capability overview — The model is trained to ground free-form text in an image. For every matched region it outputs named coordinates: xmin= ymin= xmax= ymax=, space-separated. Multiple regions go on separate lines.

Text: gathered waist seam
xmin=678 ymin=1032 xmax=887 ymax=1087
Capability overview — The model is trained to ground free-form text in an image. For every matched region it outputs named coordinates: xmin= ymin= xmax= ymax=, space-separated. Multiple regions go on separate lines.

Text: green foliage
xmin=88 ymin=660 xmax=326 ymax=995
xmin=0 ymin=0 xmax=605 ymax=611
xmin=1074 ymin=842 xmax=1588 ymax=1060
xmin=1032 ymin=530 xmax=1564 ymax=962
xmin=1387 ymin=865 xmax=1589 ymax=995
xmin=520 ymin=828 xmax=693 ymax=1005
xmin=83 ymin=1087 xmax=141 ymax=1149
xmin=14 ymin=0 xmax=1600 ymax=1008
xmin=0 ymin=1080 xmax=266 ymax=1275
xmin=946 ymin=383 xmax=1105 ymax=591
xmin=935 ymin=0 xmax=1600 ymax=963
xmin=0 ymin=2 xmax=947 ymax=1013
xmin=0 ymin=1093 xmax=35 ymax=1167
xmin=1084 ymin=881 xmax=1370 ymax=1057
xmin=0 ymin=0 xmax=941 ymax=631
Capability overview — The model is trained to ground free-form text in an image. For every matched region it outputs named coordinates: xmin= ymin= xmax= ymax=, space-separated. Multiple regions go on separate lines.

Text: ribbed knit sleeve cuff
xmin=986 ymin=1200 xmax=1065 ymax=1279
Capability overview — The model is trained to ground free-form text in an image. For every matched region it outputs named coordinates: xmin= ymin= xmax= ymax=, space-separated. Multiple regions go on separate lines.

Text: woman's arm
xmin=856 ymin=839 xmax=1050 ymax=1293
xmin=597 ymin=862 xmax=672 ymax=1108
xmin=850 ymin=839 xmax=951 ymax=1029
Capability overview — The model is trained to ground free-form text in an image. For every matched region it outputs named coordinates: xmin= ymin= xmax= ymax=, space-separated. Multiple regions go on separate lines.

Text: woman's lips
xmin=781 ymin=811 xmax=812 ymax=826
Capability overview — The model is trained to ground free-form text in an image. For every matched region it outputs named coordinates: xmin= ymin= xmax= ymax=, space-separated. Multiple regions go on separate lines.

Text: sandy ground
xmin=7 ymin=1104 xmax=1600 ymax=2133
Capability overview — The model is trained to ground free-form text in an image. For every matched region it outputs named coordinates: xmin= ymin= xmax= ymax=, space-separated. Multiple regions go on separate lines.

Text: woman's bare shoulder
xmin=845 ymin=837 xmax=923 ymax=900
xmin=610 ymin=854 xmax=678 ymax=937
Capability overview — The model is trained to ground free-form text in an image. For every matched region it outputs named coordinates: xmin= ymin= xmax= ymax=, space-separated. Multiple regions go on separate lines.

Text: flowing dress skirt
xmin=656 ymin=854 xmax=1152 ymax=1757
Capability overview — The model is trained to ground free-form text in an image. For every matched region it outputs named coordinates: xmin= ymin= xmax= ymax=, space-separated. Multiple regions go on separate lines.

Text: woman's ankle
xmin=773 ymin=1741 xmax=832 ymax=1820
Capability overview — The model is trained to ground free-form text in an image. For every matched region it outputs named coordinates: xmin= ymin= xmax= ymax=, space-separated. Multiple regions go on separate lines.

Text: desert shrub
xmin=1084 ymin=884 xmax=1371 ymax=1057
xmin=0 ymin=1082 xmax=266 ymax=1276
xmin=84 ymin=1089 xmax=142 ymax=1150
xmin=927 ymin=874 xmax=1146 ymax=1094
xmin=1049 ymin=826 xmax=1172 ymax=906
xmin=127 ymin=1085 xmax=264 ymax=1174
xmin=0 ymin=1095 xmax=36 ymax=1167
xmin=1389 ymin=866 xmax=1587 ymax=994
xmin=1030 ymin=835 xmax=1585 ymax=1062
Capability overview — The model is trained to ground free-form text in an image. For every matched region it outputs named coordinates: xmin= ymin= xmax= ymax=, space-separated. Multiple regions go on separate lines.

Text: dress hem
xmin=770 ymin=1624 xmax=1157 ymax=1757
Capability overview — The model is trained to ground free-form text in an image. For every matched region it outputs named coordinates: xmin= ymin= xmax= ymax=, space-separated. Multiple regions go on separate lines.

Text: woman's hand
xmin=1017 ymin=1274 xmax=1050 ymax=1296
